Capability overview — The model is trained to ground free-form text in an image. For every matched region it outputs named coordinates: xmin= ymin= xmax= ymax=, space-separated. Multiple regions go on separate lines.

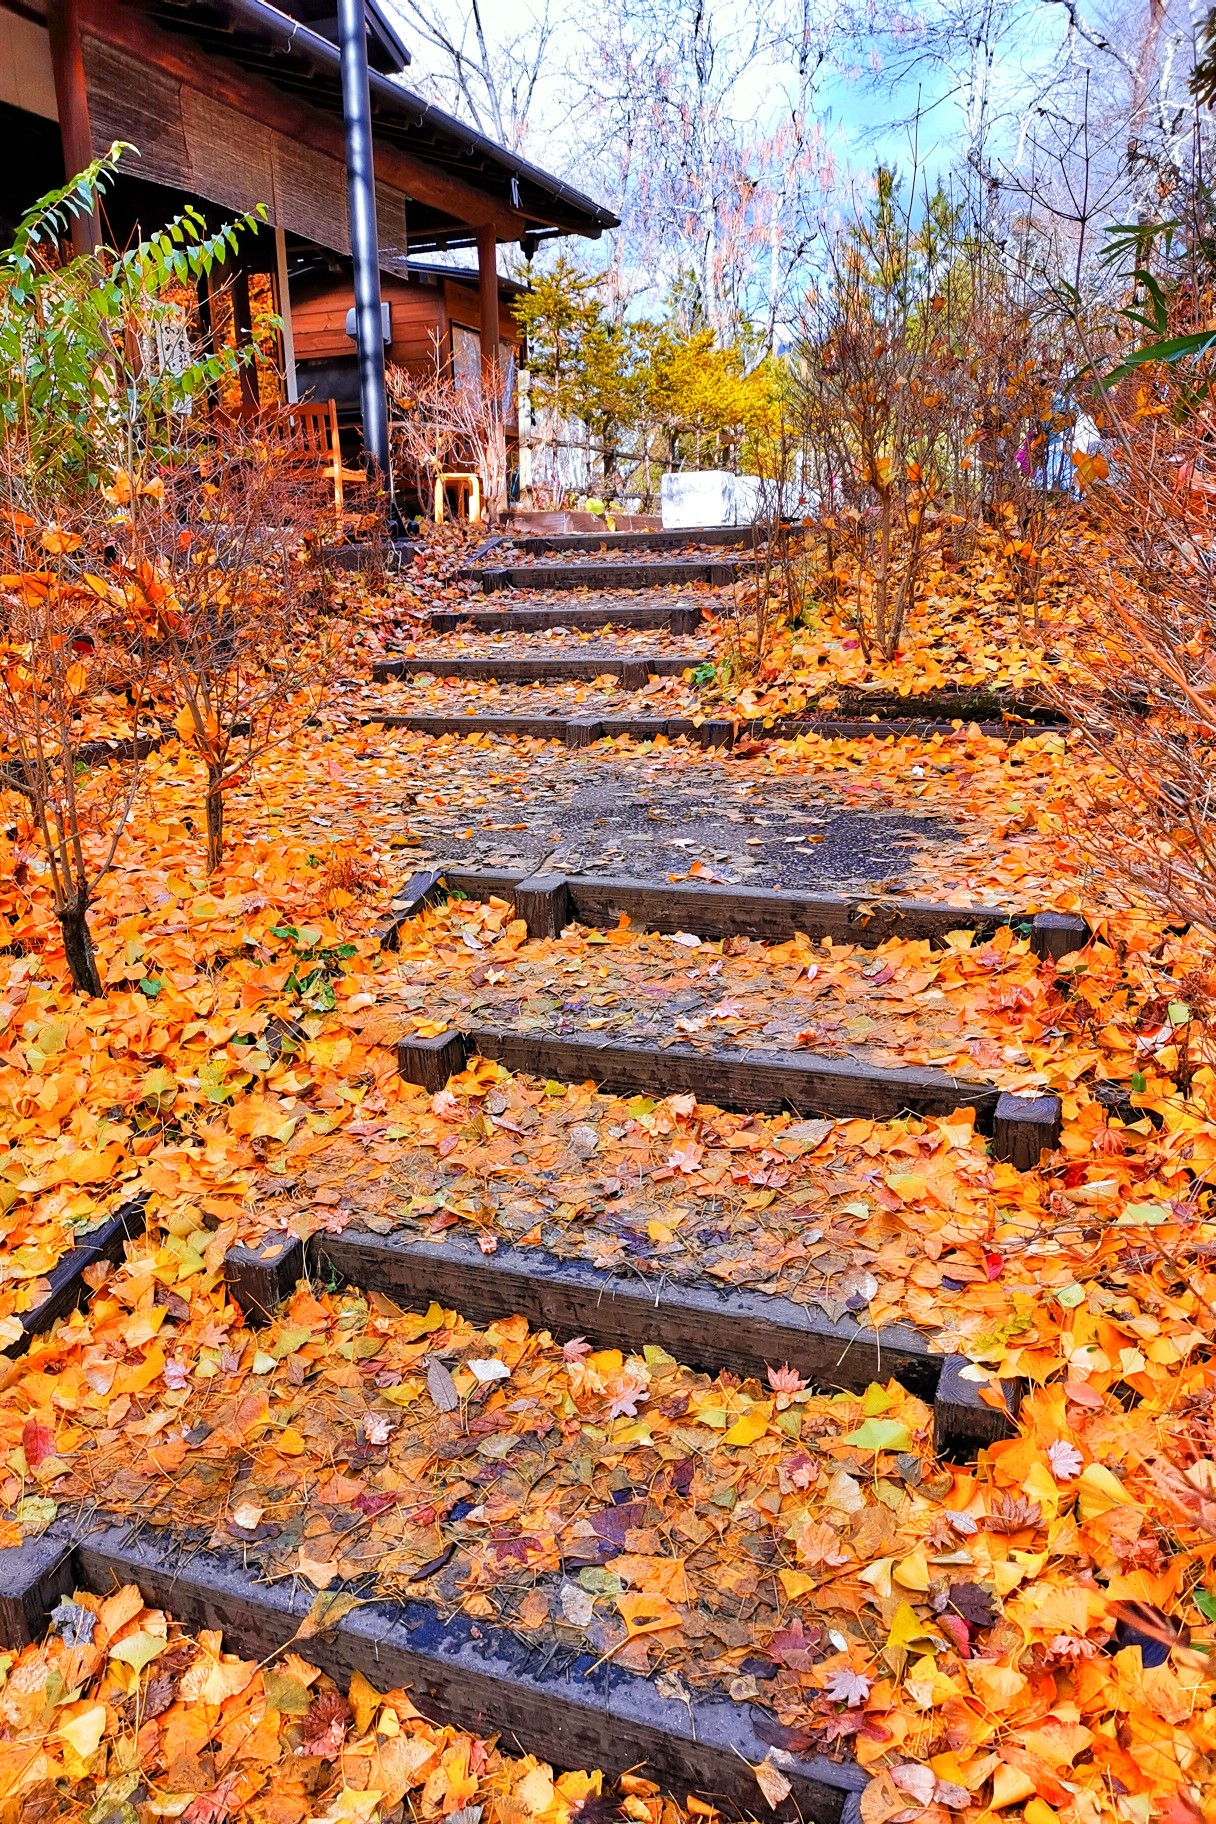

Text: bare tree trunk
xmin=206 ymin=765 xmax=225 ymax=872
xmin=59 ymin=895 xmax=102 ymax=997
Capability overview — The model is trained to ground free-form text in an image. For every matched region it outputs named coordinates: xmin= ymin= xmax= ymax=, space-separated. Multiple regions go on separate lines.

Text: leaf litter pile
xmin=4 ymin=567 xmax=1216 ymax=1818
xmin=0 ymin=1577 xmax=702 ymax=1824
xmin=8 ymin=1232 xmax=1216 ymax=1824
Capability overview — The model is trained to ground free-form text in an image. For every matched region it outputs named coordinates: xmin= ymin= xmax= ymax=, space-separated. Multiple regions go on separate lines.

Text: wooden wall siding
xmin=444 ymin=277 xmax=521 ymax=349
xmin=292 ymin=277 xmax=445 ymax=367
xmin=78 ymin=31 xmax=411 ymax=265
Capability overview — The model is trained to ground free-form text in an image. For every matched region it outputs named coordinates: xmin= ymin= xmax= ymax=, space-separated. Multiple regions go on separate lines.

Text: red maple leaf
xmin=21 ymin=1418 xmax=54 ymax=1468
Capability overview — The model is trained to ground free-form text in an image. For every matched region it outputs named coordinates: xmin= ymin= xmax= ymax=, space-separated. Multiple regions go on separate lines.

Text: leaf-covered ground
xmin=2 ymin=543 xmax=1216 ymax=1823
xmin=0 ymin=1579 xmax=708 ymax=1824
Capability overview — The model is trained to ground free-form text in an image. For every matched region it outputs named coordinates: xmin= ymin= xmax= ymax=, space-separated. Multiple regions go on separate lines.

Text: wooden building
xmin=1 ymin=0 xmax=614 ymax=448
xmin=288 ymin=257 xmax=526 ymax=428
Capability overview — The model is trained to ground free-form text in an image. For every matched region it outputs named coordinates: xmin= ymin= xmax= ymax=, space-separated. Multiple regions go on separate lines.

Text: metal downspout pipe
xmin=337 ymin=0 xmax=393 ymax=492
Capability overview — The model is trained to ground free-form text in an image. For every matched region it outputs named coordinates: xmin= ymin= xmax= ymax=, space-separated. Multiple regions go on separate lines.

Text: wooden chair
xmin=433 ymin=470 xmax=482 ymax=524
xmin=282 ymin=398 xmax=366 ymax=528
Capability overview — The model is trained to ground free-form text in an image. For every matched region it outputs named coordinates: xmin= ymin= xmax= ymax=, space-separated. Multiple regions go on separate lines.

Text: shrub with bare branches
xmin=1053 ymin=381 xmax=1216 ymax=931
xmin=0 ymin=471 xmax=153 ymax=995
xmin=387 ymin=339 xmax=508 ymax=521
xmin=100 ymin=412 xmax=335 ymax=871
xmin=796 ymin=173 xmax=954 ymax=662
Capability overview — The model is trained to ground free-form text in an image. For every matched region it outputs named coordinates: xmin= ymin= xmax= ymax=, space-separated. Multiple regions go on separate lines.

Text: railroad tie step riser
xmin=0 ymin=1198 xmax=147 ymax=1366
xmin=362 ymin=712 xmax=1054 ymax=746
xmin=392 ymin=867 xmax=1091 ymax=962
xmin=371 ymin=657 xmax=699 ymax=685
xmin=425 ymin=607 xmax=703 ymax=635
xmin=517 ymin=526 xmax=778 ymax=553
xmin=0 ymin=1525 xmax=866 ymax=1823
xmin=219 ymin=1229 xmax=1021 ymax=1464
xmin=472 ymin=561 xmax=752 ymax=592
xmin=394 ymin=1029 xmax=1061 ymax=1171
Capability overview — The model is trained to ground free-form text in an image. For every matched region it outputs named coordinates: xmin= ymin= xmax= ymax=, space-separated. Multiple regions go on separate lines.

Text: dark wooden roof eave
xmin=135 ymin=0 xmax=620 ymax=242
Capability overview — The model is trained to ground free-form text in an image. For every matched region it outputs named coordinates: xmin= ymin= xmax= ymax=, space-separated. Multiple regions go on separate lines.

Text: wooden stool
xmin=434 ymin=471 xmax=482 ymax=524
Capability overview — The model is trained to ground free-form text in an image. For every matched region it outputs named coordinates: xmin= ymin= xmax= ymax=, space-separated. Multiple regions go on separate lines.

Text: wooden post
xmin=477 ymin=224 xmax=506 ymax=518
xmin=273 ymin=227 xmax=299 ymax=404
xmin=230 ymin=268 xmax=260 ymax=417
xmin=46 ymin=0 xmax=101 ymax=254
xmin=477 ymin=223 xmax=501 ymax=369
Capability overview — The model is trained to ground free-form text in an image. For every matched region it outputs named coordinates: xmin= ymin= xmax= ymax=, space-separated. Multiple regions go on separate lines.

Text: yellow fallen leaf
xmin=58 ymin=1704 xmax=105 ymax=1761
xmin=1077 ymin=1461 xmax=1137 ymax=1521
xmin=297 ymin=1552 xmax=338 ymax=1589
xmin=990 ymin=1763 xmax=1038 ymax=1808
xmin=722 ymin=1401 xmax=773 ymax=1446
xmin=108 ymin=1630 xmax=168 ymax=1672
xmin=349 ymin=1668 xmax=381 ymax=1734
xmin=894 ymin=1548 xmax=930 ymax=1591
xmin=515 ymin=1764 xmax=556 ymax=1816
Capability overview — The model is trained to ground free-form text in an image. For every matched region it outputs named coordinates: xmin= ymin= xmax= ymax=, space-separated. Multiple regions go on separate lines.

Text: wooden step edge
xmin=471 ymin=561 xmax=752 ymax=592
xmin=0 ymin=1522 xmax=867 ymax=1823
xmin=753 ymin=718 xmax=1034 ymax=743
xmin=218 ymin=1225 xmax=1019 ymax=1466
xmin=218 ymin=1232 xmax=1020 ymax=1468
xmin=1 ymin=1196 xmax=146 ymax=1367
xmin=369 ymin=656 xmax=704 ymax=684
xmin=393 ymin=1027 xmax=1061 ymax=1171
xmin=515 ymin=525 xmax=788 ymax=553
xmin=393 ymin=865 xmax=1091 ymax=962
xmin=358 ymin=710 xmax=1055 ymax=745
xmin=425 ymin=605 xmax=705 ymax=629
